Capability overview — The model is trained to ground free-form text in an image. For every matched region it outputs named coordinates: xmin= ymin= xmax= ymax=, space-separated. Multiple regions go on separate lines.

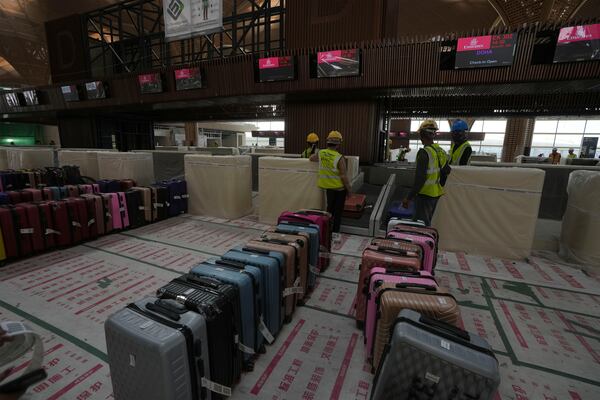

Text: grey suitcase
xmin=371 ymin=309 xmax=500 ymax=400
xmin=105 ymin=296 xmax=220 ymax=400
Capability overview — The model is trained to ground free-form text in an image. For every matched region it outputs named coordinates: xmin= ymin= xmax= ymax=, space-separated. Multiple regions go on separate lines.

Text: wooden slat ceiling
xmin=0 ymin=0 xmax=598 ymax=87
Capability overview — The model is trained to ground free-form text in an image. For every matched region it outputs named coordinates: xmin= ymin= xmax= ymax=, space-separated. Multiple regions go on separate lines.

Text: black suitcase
xmin=156 ymin=274 xmax=243 ymax=387
xmin=151 ymin=186 xmax=169 ymax=221
xmin=125 ymin=190 xmax=145 ymax=229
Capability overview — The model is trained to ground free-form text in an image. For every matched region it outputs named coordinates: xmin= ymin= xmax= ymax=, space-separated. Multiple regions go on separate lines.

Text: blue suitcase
xmin=222 ymin=248 xmax=282 ymax=340
xmin=388 ymin=200 xmax=414 ymax=219
xmin=97 ymin=179 xmax=120 ymax=193
xmin=0 ymin=192 xmax=9 ymax=205
xmin=191 ymin=259 xmax=264 ymax=370
xmin=274 ymin=223 xmax=320 ymax=289
xmin=49 ymin=187 xmax=61 ymax=200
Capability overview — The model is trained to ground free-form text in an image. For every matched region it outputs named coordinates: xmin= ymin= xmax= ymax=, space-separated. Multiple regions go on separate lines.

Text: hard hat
xmin=306 ymin=133 xmax=319 ymax=143
xmin=552 ymin=148 xmax=557 ymax=152
xmin=451 ymin=119 xmax=469 ymax=132
xmin=569 ymin=148 xmax=574 ymax=151
xmin=419 ymin=119 xmax=439 ymax=132
xmin=326 ymin=130 xmax=343 ymax=144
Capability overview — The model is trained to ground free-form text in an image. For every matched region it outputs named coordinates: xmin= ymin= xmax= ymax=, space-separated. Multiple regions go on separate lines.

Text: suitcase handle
xmin=269 ymin=233 xmax=305 ymax=247
xmin=419 ymin=315 xmax=470 ymax=341
xmin=373 ymin=246 xmax=411 ymax=256
xmin=187 ymin=274 xmax=222 ymax=289
xmin=395 ymin=283 xmax=436 ymax=291
xmin=145 ymin=300 xmax=184 ymax=321
xmin=260 ymin=237 xmax=293 ymax=246
xmin=214 ymin=259 xmax=246 ymax=270
xmin=242 ymin=246 xmax=269 ymax=255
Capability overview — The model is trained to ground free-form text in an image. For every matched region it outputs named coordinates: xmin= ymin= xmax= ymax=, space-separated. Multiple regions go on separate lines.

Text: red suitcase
xmin=100 ymin=194 xmax=114 ymax=233
xmin=21 ymin=204 xmax=44 ymax=253
xmin=66 ymin=185 xmax=80 ymax=198
xmin=42 ymin=187 xmax=54 ymax=200
xmin=78 ymin=184 xmax=93 ymax=194
xmin=7 ymin=191 xmax=21 ymax=204
xmin=64 ymin=198 xmax=89 ymax=243
xmin=52 ymin=201 xmax=72 ymax=247
xmin=23 ymin=189 xmax=43 ymax=202
xmin=11 ymin=205 xmax=33 ymax=256
xmin=0 ymin=207 xmax=19 ymax=258
xmin=38 ymin=202 xmax=58 ymax=250
xmin=81 ymin=194 xmax=104 ymax=239
xmin=344 ymin=193 xmax=366 ymax=212
xmin=92 ymin=184 xmax=100 ymax=194
xmin=18 ymin=190 xmax=34 ymax=203
xmin=120 ymin=179 xmax=136 ymax=191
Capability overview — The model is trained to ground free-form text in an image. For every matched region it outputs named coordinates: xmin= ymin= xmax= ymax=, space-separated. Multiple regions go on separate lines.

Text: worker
xmin=302 ymin=133 xmax=320 ymax=158
xmin=567 ymin=148 xmax=577 ymax=159
xmin=549 ymin=148 xmax=561 ymax=164
xmin=310 ymin=130 xmax=352 ymax=243
xmin=449 ymin=119 xmax=472 ymax=165
xmin=402 ymin=120 xmax=444 ymax=226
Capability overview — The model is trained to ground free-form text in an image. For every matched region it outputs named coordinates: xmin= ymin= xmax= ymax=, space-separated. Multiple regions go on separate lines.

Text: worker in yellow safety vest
xmin=310 ymin=130 xmax=352 ymax=241
xmin=449 ymin=119 xmax=472 ymax=166
xmin=402 ymin=120 xmax=444 ymax=226
xmin=567 ymin=148 xmax=577 ymax=160
xmin=301 ymin=133 xmax=320 ymax=158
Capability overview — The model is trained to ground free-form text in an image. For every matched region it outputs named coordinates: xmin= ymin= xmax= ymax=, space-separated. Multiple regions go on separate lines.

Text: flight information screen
xmin=553 ymin=23 xmax=600 ymax=63
xmin=174 ymin=68 xmax=202 ymax=90
xmin=455 ymin=34 xmax=518 ymax=69
xmin=316 ymin=49 xmax=361 ymax=78
xmin=257 ymin=57 xmax=295 ymax=82
xmin=138 ymin=73 xmax=163 ymax=94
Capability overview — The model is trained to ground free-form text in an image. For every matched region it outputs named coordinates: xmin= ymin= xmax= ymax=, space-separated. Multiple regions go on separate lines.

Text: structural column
xmin=185 ymin=122 xmax=197 ymax=146
xmin=502 ymin=118 xmax=535 ymax=162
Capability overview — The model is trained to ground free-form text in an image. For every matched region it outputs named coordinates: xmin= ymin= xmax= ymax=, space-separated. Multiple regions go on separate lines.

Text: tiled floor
xmin=1 ymin=215 xmax=599 ymax=399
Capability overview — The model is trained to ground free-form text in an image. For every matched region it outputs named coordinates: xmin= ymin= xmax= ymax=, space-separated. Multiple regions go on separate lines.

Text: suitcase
xmin=117 ymin=192 xmax=130 ymax=229
xmin=355 ymin=242 xmax=423 ymax=326
xmin=0 ymin=228 xmax=5 ymax=262
xmin=62 ymin=165 xmax=82 ymax=185
xmin=0 ymin=192 xmax=9 ymax=205
xmin=21 ymin=204 xmax=44 ymax=253
xmin=365 ymin=268 xmax=437 ymax=360
xmin=101 ymin=193 xmax=119 ymax=231
xmin=120 ymin=179 xmax=136 ymax=192
xmin=386 ymin=230 xmax=436 ymax=273
xmin=151 ymin=186 xmax=169 ymax=221
xmin=125 ymin=190 xmax=145 ymax=229
xmin=105 ymin=296 xmax=218 ymax=400
xmin=23 ymin=188 xmax=43 ymax=202
xmin=11 ymin=205 xmax=33 ymax=256
xmin=92 ymin=183 xmax=100 ymax=194
xmin=272 ymin=223 xmax=320 ymax=289
xmin=278 ymin=211 xmax=330 ymax=270
xmin=245 ymin=239 xmax=299 ymax=323
xmin=387 ymin=201 xmax=414 ymax=219
xmin=156 ymin=274 xmax=242 ymax=386
xmin=156 ymin=180 xmax=187 ymax=217
xmin=6 ymin=191 xmax=21 ymax=205
xmin=264 ymin=230 xmax=309 ymax=301
xmin=64 ymin=197 xmax=90 ymax=243
xmin=388 ymin=221 xmax=439 ymax=245
xmin=37 ymin=201 xmax=58 ymax=250
xmin=97 ymin=179 xmax=121 ymax=193
xmin=371 ymin=309 xmax=500 ymax=400
xmin=190 ymin=259 xmax=264 ymax=369
xmin=65 ymin=185 xmax=80 ymax=198
xmin=372 ymin=282 xmax=460 ymax=369
xmin=0 ymin=207 xmax=19 ymax=259
xmin=42 ymin=187 xmax=54 ymax=201
xmin=132 ymin=187 xmax=153 ymax=223
xmin=345 ymin=193 xmax=366 ymax=212
xmin=387 ymin=217 xmax=426 ymax=231
xmin=222 ymin=247 xmax=282 ymax=340
xmin=51 ymin=201 xmax=72 ymax=247
xmin=78 ymin=184 xmax=94 ymax=194
xmin=80 ymin=195 xmax=100 ymax=240
xmin=48 ymin=186 xmax=62 ymax=200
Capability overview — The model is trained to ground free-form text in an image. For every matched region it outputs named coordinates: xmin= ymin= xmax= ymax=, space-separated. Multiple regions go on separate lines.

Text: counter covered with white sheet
xmin=259 ymin=157 xmax=325 ymax=224
xmin=185 ymin=155 xmax=252 ymax=219
xmin=58 ymin=150 xmax=116 ymax=179
xmin=432 ymin=166 xmax=545 ymax=259
xmin=6 ymin=147 xmax=55 ymax=169
xmin=97 ymin=152 xmax=154 ymax=185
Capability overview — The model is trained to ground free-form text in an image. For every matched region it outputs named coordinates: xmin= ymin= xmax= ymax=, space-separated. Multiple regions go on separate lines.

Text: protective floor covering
xmin=1 ymin=215 xmax=600 ymax=399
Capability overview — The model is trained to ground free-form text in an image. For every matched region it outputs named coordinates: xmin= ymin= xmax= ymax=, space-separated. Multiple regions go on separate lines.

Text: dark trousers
xmin=326 ymin=189 xmax=347 ymax=233
xmin=413 ymin=194 xmax=439 ymax=226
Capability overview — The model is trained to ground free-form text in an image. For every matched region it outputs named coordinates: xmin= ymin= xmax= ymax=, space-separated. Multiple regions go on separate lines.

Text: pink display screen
xmin=316 ymin=49 xmax=360 ymax=78
xmin=454 ymin=34 xmax=517 ymax=68
xmin=256 ymin=56 xmax=295 ymax=82
xmin=554 ymin=24 xmax=600 ymax=63
xmin=138 ymin=73 xmax=163 ymax=94
xmin=174 ymin=68 xmax=202 ymax=90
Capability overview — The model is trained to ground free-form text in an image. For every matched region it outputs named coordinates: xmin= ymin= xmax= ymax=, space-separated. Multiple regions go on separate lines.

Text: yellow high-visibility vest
xmin=450 ymin=141 xmax=472 ymax=165
xmin=419 ymin=146 xmax=444 ymax=198
xmin=318 ymin=149 xmax=344 ymax=190
xmin=431 ymin=143 xmax=449 ymax=166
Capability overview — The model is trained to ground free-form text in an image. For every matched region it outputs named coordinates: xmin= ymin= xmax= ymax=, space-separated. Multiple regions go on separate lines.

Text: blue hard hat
xmin=451 ymin=119 xmax=469 ymax=132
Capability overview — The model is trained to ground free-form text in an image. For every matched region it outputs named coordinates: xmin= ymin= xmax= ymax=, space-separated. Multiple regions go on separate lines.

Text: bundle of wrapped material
xmin=7 ymin=148 xmax=55 ymax=169
xmin=97 ymin=152 xmax=154 ymax=185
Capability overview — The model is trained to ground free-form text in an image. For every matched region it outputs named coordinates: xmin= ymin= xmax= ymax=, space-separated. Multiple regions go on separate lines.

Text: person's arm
xmin=403 ymin=149 xmax=427 ymax=206
xmin=309 ymin=153 xmax=319 ymax=162
xmin=460 ymin=146 xmax=472 ymax=165
xmin=337 ymin=157 xmax=352 ymax=193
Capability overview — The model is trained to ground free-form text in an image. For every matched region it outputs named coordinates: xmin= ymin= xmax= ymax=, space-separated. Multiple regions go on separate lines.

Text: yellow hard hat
xmin=419 ymin=119 xmax=438 ymax=132
xmin=326 ymin=130 xmax=343 ymax=144
xmin=306 ymin=133 xmax=319 ymax=143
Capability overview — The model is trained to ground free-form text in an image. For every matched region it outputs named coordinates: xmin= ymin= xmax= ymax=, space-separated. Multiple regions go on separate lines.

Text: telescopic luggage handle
xmin=374 ymin=245 xmax=411 ymax=256
xmin=418 ymin=314 xmax=470 ymax=341
xmin=270 ymin=232 xmax=305 ymax=247
xmin=395 ymin=282 xmax=436 ymax=291
xmin=187 ymin=274 xmax=222 ymax=288
xmin=215 ymin=259 xmax=246 ymax=270
xmin=145 ymin=299 xmax=186 ymax=321
xmin=242 ymin=246 xmax=270 ymax=255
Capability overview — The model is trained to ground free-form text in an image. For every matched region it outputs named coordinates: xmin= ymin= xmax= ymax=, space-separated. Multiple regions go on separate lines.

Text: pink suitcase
xmin=92 ymin=184 xmax=100 ymax=194
xmin=386 ymin=230 xmax=436 ymax=273
xmin=364 ymin=267 xmax=437 ymax=358
xmin=278 ymin=211 xmax=331 ymax=270
xmin=104 ymin=193 xmax=122 ymax=230
xmin=117 ymin=192 xmax=130 ymax=228
xmin=79 ymin=184 xmax=93 ymax=194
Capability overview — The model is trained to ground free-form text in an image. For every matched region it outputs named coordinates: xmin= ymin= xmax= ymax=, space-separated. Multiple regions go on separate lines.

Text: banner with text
xmin=163 ymin=0 xmax=223 ymax=41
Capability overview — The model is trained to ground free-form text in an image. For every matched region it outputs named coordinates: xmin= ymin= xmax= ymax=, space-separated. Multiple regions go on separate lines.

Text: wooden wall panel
xmin=502 ymin=118 xmax=535 ymax=162
xmin=285 ymin=101 xmax=379 ymax=163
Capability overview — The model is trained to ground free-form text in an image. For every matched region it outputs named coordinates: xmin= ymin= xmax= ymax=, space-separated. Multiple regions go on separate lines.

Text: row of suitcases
xmin=0 ymin=179 xmax=188 ymax=262
xmin=105 ymin=209 xmax=333 ymax=400
xmin=361 ymin=219 xmax=500 ymax=399
xmin=0 ymin=165 xmax=84 ymax=191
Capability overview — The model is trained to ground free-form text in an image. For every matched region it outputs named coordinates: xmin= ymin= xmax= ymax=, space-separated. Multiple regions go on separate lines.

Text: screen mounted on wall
xmin=85 ymin=81 xmax=107 ymax=99
xmin=553 ymin=23 xmax=600 ymax=63
xmin=138 ymin=73 xmax=163 ymax=94
xmin=61 ymin=85 xmax=80 ymax=102
xmin=22 ymin=90 xmax=39 ymax=106
xmin=174 ymin=68 xmax=202 ymax=90
xmin=454 ymin=33 xmax=518 ymax=69
xmin=4 ymin=92 xmax=22 ymax=107
xmin=316 ymin=49 xmax=361 ymax=78
xmin=256 ymin=56 xmax=295 ymax=82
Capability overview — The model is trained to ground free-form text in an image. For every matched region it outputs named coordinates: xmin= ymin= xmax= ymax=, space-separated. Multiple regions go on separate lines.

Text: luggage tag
xmin=201 ymin=377 xmax=232 ymax=397
xmin=234 ymin=334 xmax=255 ymax=355
xmin=258 ymin=317 xmax=275 ymax=344
xmin=283 ymin=277 xmax=304 ymax=297
xmin=87 ymin=218 xmax=96 ymax=227
xmin=44 ymin=229 xmax=60 ymax=236
xmin=19 ymin=228 xmax=34 ymax=234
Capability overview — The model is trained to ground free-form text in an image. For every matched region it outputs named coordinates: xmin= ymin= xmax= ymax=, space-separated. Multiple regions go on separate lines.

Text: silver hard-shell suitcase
xmin=371 ymin=309 xmax=500 ymax=400
xmin=105 ymin=296 xmax=216 ymax=400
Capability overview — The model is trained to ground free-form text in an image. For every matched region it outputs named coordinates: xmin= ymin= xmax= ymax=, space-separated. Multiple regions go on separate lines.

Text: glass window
xmin=554 ymin=134 xmax=583 ymax=148
xmin=557 ymin=120 xmax=586 ymax=133
xmin=481 ymin=133 xmax=505 ymax=146
xmin=482 ymin=120 xmax=506 ymax=133
xmin=410 ymin=120 xmax=420 ymax=132
xmin=534 ymin=120 xmax=558 ymax=133
xmin=470 ymin=121 xmax=484 ymax=132
xmin=585 ymin=120 xmax=600 ymax=133
xmin=532 ymin=134 xmax=556 ymax=147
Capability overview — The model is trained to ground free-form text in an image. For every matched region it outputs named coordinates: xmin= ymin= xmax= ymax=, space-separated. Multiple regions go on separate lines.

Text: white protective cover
xmin=345 ymin=156 xmax=360 ymax=180
xmin=259 ymin=157 xmax=325 ymax=224
xmin=185 ymin=155 xmax=252 ymax=219
xmin=58 ymin=150 xmax=110 ymax=179
xmin=97 ymin=152 xmax=155 ymax=185
xmin=0 ymin=148 xmax=7 ymax=170
xmin=6 ymin=148 xmax=55 ymax=169
xmin=560 ymin=171 xmax=600 ymax=268
xmin=432 ymin=166 xmax=545 ymax=259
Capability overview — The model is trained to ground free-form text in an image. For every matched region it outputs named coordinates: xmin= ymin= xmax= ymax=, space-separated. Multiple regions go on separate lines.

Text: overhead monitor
xmin=454 ymin=33 xmax=518 ymax=69
xmin=174 ymin=68 xmax=202 ymax=90
xmin=316 ymin=49 xmax=361 ymax=78
xmin=61 ymin=85 xmax=80 ymax=102
xmin=85 ymin=81 xmax=107 ymax=99
xmin=138 ymin=73 xmax=163 ymax=94
xmin=553 ymin=23 xmax=600 ymax=63
xmin=22 ymin=90 xmax=39 ymax=106
xmin=4 ymin=92 xmax=22 ymax=107
xmin=256 ymin=56 xmax=296 ymax=82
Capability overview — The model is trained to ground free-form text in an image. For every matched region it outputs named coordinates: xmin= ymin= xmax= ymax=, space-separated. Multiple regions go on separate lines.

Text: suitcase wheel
xmin=284 ymin=315 xmax=293 ymax=324
xmin=355 ymin=320 xmax=364 ymax=330
xmin=243 ymin=361 xmax=255 ymax=372
xmin=259 ymin=344 xmax=266 ymax=354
